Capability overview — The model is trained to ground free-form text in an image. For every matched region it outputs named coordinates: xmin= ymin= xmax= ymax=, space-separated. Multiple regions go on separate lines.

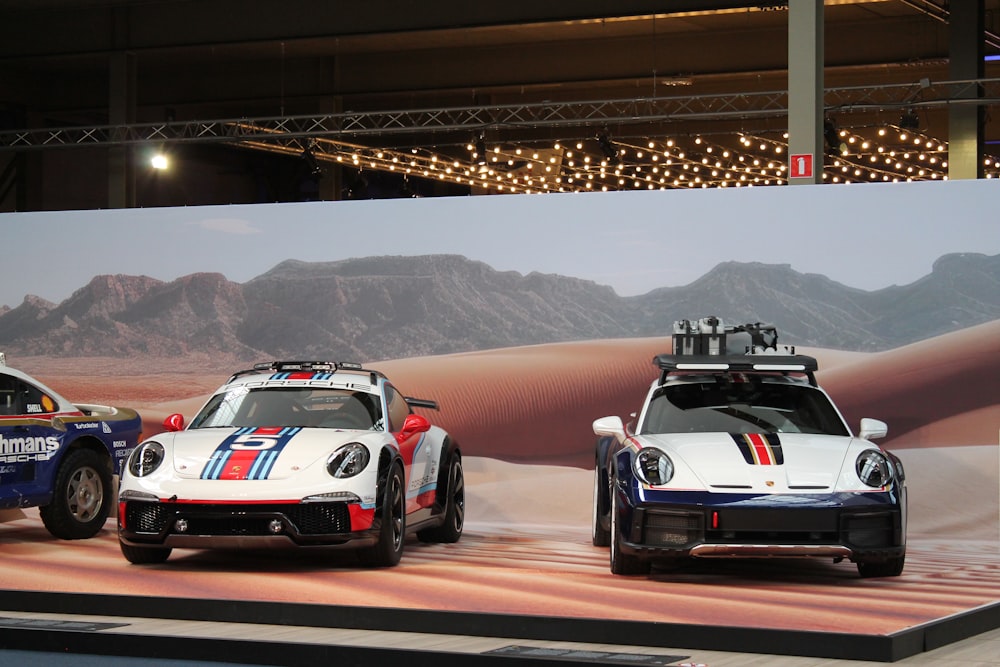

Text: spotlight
xmin=474 ymin=134 xmax=487 ymax=165
xmin=899 ymin=109 xmax=920 ymax=131
xmin=823 ymin=119 xmax=847 ymax=156
xmin=597 ymin=132 xmax=618 ymax=161
xmin=302 ymin=146 xmax=322 ymax=176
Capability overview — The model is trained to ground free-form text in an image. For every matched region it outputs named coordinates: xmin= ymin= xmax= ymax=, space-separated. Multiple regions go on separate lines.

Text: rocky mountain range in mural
xmin=0 ymin=252 xmax=997 ymax=360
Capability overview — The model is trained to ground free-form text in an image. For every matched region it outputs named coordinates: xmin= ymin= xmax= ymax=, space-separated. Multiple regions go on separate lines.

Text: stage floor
xmin=1 ymin=508 xmax=998 ymax=664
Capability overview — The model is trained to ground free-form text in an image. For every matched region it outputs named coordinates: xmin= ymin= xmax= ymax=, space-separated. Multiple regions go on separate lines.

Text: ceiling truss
xmin=2 ymin=79 xmax=997 ymax=151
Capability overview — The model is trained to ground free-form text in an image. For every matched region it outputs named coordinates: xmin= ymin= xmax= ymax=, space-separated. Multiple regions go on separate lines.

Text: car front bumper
xmin=118 ymin=499 xmax=379 ymax=550
xmin=617 ymin=492 xmax=906 ymax=564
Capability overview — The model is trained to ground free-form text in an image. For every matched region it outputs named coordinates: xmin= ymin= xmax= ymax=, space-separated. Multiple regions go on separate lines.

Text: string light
xmin=236 ymin=123 xmax=996 ymax=195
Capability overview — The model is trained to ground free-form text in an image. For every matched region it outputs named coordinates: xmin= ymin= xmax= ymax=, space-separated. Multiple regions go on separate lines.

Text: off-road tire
xmin=610 ymin=494 xmax=650 ymax=575
xmin=362 ymin=463 xmax=406 ymax=567
xmin=120 ymin=542 xmax=173 ymax=565
xmin=39 ymin=449 xmax=112 ymax=540
xmin=418 ymin=454 xmax=465 ymax=543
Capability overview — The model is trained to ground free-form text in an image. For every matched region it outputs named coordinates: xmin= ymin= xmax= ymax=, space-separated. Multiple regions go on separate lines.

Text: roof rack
xmin=654 ymin=353 xmax=819 ymax=386
xmin=228 ymin=360 xmax=387 ymax=385
xmin=672 ymin=316 xmax=783 ymax=356
xmin=659 ymin=317 xmax=818 ymax=385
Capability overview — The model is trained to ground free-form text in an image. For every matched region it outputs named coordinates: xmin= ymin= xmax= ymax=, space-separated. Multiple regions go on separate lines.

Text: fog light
xmin=268 ymin=519 xmax=283 ymax=534
xmin=175 ymin=519 xmax=188 ymax=533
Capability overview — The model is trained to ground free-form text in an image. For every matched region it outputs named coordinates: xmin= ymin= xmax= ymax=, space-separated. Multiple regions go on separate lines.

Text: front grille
xmin=124 ymin=501 xmax=352 ymax=536
xmin=285 ymin=503 xmax=352 ymax=534
xmin=642 ymin=510 xmax=702 ymax=547
xmin=843 ymin=512 xmax=897 ymax=548
xmin=706 ymin=507 xmax=839 ymax=545
xmin=126 ymin=502 xmax=172 ymax=534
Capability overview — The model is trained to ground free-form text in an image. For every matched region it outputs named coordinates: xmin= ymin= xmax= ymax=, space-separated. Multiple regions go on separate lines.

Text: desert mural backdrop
xmin=0 ymin=179 xmax=998 ymax=637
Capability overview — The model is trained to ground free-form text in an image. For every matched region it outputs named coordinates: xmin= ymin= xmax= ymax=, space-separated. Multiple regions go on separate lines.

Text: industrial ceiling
xmin=1 ymin=0 xmax=998 ymax=209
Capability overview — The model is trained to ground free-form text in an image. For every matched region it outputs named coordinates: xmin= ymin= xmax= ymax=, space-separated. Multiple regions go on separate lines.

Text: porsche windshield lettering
xmin=239 ymin=379 xmax=373 ymax=391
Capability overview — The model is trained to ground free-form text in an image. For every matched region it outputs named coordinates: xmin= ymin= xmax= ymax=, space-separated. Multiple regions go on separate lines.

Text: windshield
xmin=189 ymin=386 xmax=384 ymax=431
xmin=640 ymin=376 xmax=848 ymax=436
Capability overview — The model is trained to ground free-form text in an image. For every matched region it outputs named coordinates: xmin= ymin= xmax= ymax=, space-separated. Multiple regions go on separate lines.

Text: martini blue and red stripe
xmin=201 ymin=426 xmax=302 ymax=480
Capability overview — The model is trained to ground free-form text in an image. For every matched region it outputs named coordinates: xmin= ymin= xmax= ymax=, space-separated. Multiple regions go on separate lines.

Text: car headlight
xmin=856 ymin=449 xmax=893 ymax=488
xmin=128 ymin=441 xmax=165 ymax=477
xmin=327 ymin=443 xmax=370 ymax=478
xmin=634 ymin=447 xmax=674 ymax=486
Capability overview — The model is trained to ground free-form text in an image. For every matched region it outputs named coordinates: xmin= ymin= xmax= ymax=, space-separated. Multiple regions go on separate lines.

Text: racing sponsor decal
xmin=0 ymin=434 xmax=59 ymax=463
xmin=269 ymin=371 xmax=334 ymax=381
xmin=731 ymin=433 xmax=784 ymax=465
xmin=23 ymin=395 xmax=56 ymax=414
xmin=201 ymin=426 xmax=301 ymax=480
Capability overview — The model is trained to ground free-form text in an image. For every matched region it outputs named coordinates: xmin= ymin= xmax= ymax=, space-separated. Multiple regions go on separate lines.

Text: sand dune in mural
xmin=40 ymin=318 xmax=993 ymax=468
xmin=13 ymin=319 xmax=1000 ymax=539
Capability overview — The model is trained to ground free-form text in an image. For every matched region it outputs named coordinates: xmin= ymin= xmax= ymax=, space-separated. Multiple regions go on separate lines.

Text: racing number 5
xmin=229 ymin=433 xmax=280 ymax=450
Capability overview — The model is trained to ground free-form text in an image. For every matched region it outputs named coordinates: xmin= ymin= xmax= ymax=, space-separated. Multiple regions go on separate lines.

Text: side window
xmin=20 ymin=380 xmax=58 ymax=416
xmin=0 ymin=375 xmax=17 ymax=416
xmin=383 ymin=384 xmax=411 ymax=433
xmin=0 ymin=376 xmax=57 ymax=417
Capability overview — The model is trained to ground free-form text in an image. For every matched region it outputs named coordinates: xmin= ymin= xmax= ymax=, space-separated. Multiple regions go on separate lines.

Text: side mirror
xmin=858 ymin=417 xmax=887 ymax=441
xmin=395 ymin=413 xmax=431 ymax=443
xmin=593 ymin=415 xmax=626 ymax=440
xmin=163 ymin=413 xmax=185 ymax=432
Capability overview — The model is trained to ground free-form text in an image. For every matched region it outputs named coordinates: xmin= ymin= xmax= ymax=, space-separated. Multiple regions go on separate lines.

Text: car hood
xmin=156 ymin=427 xmax=372 ymax=481
xmin=640 ymin=432 xmax=857 ymax=491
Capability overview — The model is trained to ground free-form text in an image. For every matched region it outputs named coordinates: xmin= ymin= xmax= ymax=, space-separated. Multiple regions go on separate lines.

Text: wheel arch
xmin=440 ymin=435 xmax=461 ymax=467
xmin=49 ymin=435 xmax=115 ymax=482
xmin=431 ymin=436 xmax=461 ymax=511
xmin=376 ymin=445 xmax=403 ymax=480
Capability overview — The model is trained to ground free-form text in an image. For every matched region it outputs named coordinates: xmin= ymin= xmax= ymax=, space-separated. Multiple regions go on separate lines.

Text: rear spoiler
xmin=405 ymin=397 xmax=440 ymax=410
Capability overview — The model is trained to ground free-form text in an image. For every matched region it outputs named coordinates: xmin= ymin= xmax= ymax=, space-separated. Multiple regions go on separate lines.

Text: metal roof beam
xmin=2 ymin=79 xmax=998 ymax=151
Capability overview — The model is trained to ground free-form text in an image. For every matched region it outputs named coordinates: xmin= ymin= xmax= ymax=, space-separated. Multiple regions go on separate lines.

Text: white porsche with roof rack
xmin=117 ymin=360 xmax=464 ymax=566
xmin=592 ymin=317 xmax=906 ymax=578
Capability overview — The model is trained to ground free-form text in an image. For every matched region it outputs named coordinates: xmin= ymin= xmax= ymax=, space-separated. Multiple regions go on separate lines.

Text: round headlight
xmin=856 ymin=449 xmax=893 ymax=488
xmin=634 ymin=447 xmax=674 ymax=486
xmin=327 ymin=443 xmax=370 ymax=479
xmin=129 ymin=441 xmax=165 ymax=477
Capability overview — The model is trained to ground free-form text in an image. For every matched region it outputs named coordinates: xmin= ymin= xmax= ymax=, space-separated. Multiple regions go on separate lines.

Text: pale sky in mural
xmin=1 ymin=179 xmax=998 ymax=309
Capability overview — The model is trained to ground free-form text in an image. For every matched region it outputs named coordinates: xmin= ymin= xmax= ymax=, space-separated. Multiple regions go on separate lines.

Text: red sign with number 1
xmin=789 ymin=154 xmax=814 ymax=178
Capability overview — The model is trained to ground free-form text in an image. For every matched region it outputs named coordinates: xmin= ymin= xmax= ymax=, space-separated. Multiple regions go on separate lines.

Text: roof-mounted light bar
xmin=656 ymin=354 xmax=818 ymax=373
xmin=654 ymin=353 xmax=819 ymax=387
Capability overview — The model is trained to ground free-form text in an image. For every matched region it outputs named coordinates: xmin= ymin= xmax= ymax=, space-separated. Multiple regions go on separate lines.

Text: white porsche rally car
xmin=592 ymin=318 xmax=906 ymax=578
xmin=118 ymin=360 xmax=464 ymax=566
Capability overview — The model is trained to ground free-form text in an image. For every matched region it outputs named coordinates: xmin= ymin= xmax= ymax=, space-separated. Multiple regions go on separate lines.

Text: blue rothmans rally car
xmin=0 ymin=353 xmax=143 ymax=539
xmin=592 ymin=318 xmax=906 ymax=577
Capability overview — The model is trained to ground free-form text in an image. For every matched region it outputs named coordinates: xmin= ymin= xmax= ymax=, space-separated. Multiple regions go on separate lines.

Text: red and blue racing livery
xmin=117 ymin=360 xmax=463 ymax=566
